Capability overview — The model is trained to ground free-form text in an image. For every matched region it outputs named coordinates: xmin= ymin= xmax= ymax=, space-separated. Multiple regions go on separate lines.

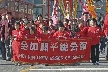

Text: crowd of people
xmin=0 ymin=11 xmax=108 ymax=66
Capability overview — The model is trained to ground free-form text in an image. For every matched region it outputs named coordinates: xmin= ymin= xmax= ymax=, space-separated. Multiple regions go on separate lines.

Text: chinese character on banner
xmin=70 ymin=42 xmax=78 ymax=51
xmin=80 ymin=42 xmax=87 ymax=50
xmin=50 ymin=42 xmax=58 ymax=51
xmin=40 ymin=43 xmax=48 ymax=52
xmin=21 ymin=41 xmax=28 ymax=50
xmin=60 ymin=43 xmax=68 ymax=51
xmin=30 ymin=42 xmax=38 ymax=51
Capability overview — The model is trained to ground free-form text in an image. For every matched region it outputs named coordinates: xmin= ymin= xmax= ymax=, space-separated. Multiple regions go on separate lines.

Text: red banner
xmin=12 ymin=38 xmax=91 ymax=64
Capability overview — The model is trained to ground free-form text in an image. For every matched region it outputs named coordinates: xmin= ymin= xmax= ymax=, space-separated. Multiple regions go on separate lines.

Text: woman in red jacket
xmin=12 ymin=21 xmax=23 ymax=66
xmin=82 ymin=18 xmax=105 ymax=65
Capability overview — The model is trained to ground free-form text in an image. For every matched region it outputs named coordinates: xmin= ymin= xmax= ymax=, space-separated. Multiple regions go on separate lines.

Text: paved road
xmin=0 ymin=46 xmax=108 ymax=72
xmin=0 ymin=54 xmax=108 ymax=72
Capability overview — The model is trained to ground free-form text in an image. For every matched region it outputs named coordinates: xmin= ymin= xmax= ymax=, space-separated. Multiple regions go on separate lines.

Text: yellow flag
xmin=87 ymin=0 xmax=97 ymax=18
xmin=59 ymin=0 xmax=66 ymax=17
xmin=0 ymin=0 xmax=2 ymax=4
xmin=73 ymin=0 xmax=78 ymax=19
xmin=106 ymin=0 xmax=108 ymax=14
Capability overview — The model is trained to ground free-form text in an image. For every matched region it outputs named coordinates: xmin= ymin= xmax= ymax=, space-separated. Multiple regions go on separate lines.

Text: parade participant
xmin=21 ymin=21 xmax=31 ymax=35
xmin=82 ymin=18 xmax=105 ymax=65
xmin=78 ymin=19 xmax=84 ymax=31
xmin=72 ymin=25 xmax=84 ymax=38
xmin=11 ymin=21 xmax=23 ymax=66
xmin=49 ymin=19 xmax=54 ymax=30
xmin=40 ymin=26 xmax=52 ymax=39
xmin=22 ymin=16 xmax=28 ymax=23
xmin=63 ymin=18 xmax=69 ymax=29
xmin=82 ymin=12 xmax=90 ymax=27
xmin=35 ymin=14 xmax=43 ymax=27
xmin=37 ymin=23 xmax=44 ymax=34
xmin=0 ymin=13 xmax=6 ymax=60
xmin=25 ymin=26 xmax=37 ymax=39
xmin=20 ymin=20 xmax=24 ymax=29
xmin=53 ymin=22 xmax=70 ymax=39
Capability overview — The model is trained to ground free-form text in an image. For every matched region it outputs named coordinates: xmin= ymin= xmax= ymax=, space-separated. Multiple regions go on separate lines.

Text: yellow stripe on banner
xmin=86 ymin=0 xmax=97 ymax=18
xmin=59 ymin=0 xmax=66 ymax=17
xmin=106 ymin=0 xmax=108 ymax=14
xmin=73 ymin=0 xmax=78 ymax=19
xmin=21 ymin=66 xmax=36 ymax=72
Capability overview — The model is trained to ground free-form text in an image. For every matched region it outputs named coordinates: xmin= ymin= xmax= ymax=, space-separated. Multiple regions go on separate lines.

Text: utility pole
xmin=48 ymin=0 xmax=50 ymax=19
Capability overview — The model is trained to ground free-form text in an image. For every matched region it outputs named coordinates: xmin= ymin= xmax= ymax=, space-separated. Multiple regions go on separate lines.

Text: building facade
xmin=0 ymin=0 xmax=34 ymax=19
xmin=31 ymin=0 xmax=54 ymax=19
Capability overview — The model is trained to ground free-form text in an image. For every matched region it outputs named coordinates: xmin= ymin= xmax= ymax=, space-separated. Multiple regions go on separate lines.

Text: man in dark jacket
xmin=4 ymin=12 xmax=15 ymax=61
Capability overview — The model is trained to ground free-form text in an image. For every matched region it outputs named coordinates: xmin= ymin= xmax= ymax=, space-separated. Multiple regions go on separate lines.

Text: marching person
xmin=82 ymin=12 xmax=90 ymax=27
xmin=104 ymin=14 xmax=108 ymax=60
xmin=11 ymin=21 xmax=23 ymax=66
xmin=82 ymin=18 xmax=105 ymax=65
xmin=35 ymin=14 xmax=43 ymax=27
xmin=21 ymin=21 xmax=31 ymax=36
xmin=40 ymin=26 xmax=52 ymax=39
xmin=53 ymin=22 xmax=70 ymax=39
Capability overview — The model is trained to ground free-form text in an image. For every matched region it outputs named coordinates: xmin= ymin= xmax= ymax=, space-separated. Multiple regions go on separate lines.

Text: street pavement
xmin=0 ymin=54 xmax=108 ymax=72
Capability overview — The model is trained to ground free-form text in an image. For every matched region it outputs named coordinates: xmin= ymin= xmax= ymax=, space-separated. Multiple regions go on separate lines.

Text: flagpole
xmin=48 ymin=0 xmax=50 ymax=19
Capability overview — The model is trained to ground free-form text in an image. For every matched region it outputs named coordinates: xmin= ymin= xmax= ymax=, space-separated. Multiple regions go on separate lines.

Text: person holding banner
xmin=82 ymin=12 xmax=90 ymax=27
xmin=12 ymin=21 xmax=23 ymax=66
xmin=53 ymin=22 xmax=70 ymax=39
xmin=35 ymin=14 xmax=43 ymax=27
xmin=21 ymin=21 xmax=31 ymax=36
xmin=40 ymin=26 xmax=53 ymax=39
xmin=37 ymin=23 xmax=44 ymax=34
xmin=82 ymin=18 xmax=105 ymax=65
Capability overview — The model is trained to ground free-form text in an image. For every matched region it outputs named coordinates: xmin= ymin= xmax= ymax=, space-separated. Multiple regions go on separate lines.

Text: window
xmin=33 ymin=7 xmax=43 ymax=18
xmin=25 ymin=4 xmax=28 ymax=13
xmin=34 ymin=0 xmax=43 ymax=4
xmin=20 ymin=2 xmax=25 ymax=12
xmin=15 ymin=2 xmax=19 ymax=11
xmin=10 ymin=0 xmax=14 ymax=11
xmin=28 ymin=5 xmax=32 ymax=14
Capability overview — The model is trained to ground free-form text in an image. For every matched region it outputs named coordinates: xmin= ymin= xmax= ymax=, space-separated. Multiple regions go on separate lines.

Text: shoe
xmin=93 ymin=63 xmax=96 ymax=65
xmin=31 ymin=63 xmax=34 ymax=66
xmin=96 ymin=62 xmax=99 ymax=65
xmin=18 ymin=63 xmax=21 ymax=66
xmin=45 ymin=64 xmax=49 ymax=66
xmin=6 ymin=58 xmax=11 ymax=61
xmin=15 ymin=63 xmax=18 ymax=66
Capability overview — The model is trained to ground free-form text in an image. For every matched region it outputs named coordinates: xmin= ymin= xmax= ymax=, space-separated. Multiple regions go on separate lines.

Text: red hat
xmin=6 ymin=12 xmax=12 ymax=15
xmin=1 ymin=13 xmax=6 ymax=16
